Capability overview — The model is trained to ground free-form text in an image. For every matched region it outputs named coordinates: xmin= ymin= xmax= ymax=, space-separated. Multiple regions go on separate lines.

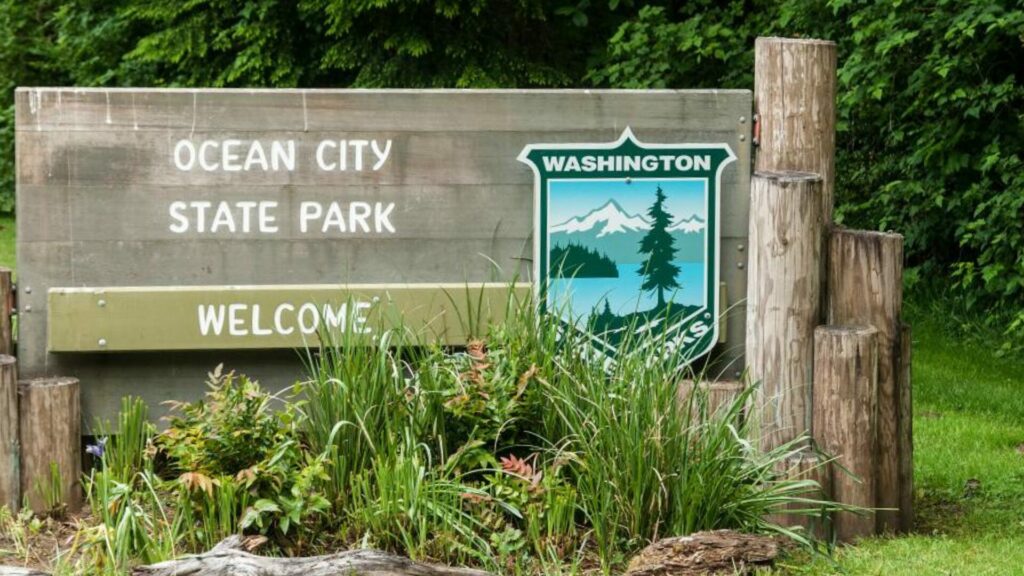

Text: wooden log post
xmin=813 ymin=325 xmax=879 ymax=541
xmin=827 ymin=229 xmax=904 ymax=533
xmin=0 ymin=356 xmax=18 ymax=511
xmin=18 ymin=377 xmax=81 ymax=514
xmin=746 ymin=172 xmax=824 ymax=452
xmin=0 ymin=268 xmax=12 ymax=356
xmin=898 ymin=322 xmax=914 ymax=532
xmin=766 ymin=448 xmax=832 ymax=540
xmin=678 ymin=379 xmax=746 ymax=419
xmin=754 ymin=37 xmax=838 ymax=225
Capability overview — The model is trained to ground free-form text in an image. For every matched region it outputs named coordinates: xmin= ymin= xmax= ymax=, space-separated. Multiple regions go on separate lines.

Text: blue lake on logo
xmin=545 ymin=178 xmax=709 ymax=329
xmin=550 ymin=262 xmax=705 ymax=327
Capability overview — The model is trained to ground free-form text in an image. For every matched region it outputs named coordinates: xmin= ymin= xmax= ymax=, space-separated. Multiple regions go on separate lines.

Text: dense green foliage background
xmin=2 ymin=0 xmax=1022 ymax=339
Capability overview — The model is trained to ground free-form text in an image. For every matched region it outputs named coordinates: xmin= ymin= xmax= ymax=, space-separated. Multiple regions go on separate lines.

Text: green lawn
xmin=773 ymin=308 xmax=1024 ymax=575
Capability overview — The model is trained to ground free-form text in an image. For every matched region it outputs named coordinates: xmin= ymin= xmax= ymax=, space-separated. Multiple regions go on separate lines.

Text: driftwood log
xmin=625 ymin=530 xmax=780 ymax=575
xmin=131 ymin=536 xmax=492 ymax=576
xmin=1 ymin=537 xmax=492 ymax=576
xmin=0 ymin=567 xmax=50 ymax=576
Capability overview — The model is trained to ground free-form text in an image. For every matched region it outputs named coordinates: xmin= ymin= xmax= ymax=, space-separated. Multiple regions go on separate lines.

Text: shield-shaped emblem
xmin=518 ymin=127 xmax=736 ymax=364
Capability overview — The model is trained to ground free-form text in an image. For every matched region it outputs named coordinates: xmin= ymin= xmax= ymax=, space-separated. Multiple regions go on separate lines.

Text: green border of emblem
xmin=518 ymin=127 xmax=736 ymax=363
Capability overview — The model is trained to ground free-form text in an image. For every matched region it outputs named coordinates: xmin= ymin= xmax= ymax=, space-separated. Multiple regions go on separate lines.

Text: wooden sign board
xmin=15 ymin=88 xmax=751 ymax=423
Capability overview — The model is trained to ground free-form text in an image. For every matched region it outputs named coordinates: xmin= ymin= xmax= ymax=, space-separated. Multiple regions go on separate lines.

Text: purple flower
xmin=86 ymin=437 xmax=108 ymax=459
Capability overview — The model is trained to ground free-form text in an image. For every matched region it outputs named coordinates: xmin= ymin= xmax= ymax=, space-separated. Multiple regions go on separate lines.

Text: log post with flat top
xmin=746 ymin=172 xmax=824 ymax=452
xmin=828 ymin=229 xmax=904 ymax=533
xmin=754 ymin=37 xmax=837 ymax=225
xmin=813 ymin=325 xmax=879 ymax=541
xmin=19 ymin=377 xmax=81 ymax=513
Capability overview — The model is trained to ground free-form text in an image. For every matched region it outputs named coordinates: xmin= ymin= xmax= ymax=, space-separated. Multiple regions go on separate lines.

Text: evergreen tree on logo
xmin=637 ymin=185 xmax=681 ymax=308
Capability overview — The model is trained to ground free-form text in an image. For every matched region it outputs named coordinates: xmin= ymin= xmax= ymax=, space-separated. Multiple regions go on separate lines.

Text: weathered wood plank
xmin=678 ymin=379 xmax=746 ymax=419
xmin=16 ymin=88 xmax=750 ymax=133
xmin=48 ymin=283 xmax=530 ymax=351
xmin=16 ymin=89 xmax=751 ymax=424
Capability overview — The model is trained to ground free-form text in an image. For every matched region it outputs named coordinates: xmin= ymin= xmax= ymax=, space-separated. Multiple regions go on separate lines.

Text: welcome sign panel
xmin=15 ymin=89 xmax=751 ymax=423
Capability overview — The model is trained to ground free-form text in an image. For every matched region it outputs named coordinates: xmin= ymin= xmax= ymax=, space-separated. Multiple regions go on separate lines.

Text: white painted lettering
xmin=174 ymin=140 xmax=196 ymax=170
xmin=169 ymin=201 xmax=189 ymax=233
xmin=316 ymin=140 xmax=337 ymax=171
xmin=198 ymin=305 xmax=226 ymax=336
xmin=371 ymin=139 xmax=392 ymax=170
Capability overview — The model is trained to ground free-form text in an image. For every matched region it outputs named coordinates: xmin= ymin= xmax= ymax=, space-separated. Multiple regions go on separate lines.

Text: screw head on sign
xmin=737 ymin=262 xmax=745 ymax=270
xmin=98 ymin=299 xmax=106 ymax=307
xmin=98 ymin=338 xmax=107 ymax=348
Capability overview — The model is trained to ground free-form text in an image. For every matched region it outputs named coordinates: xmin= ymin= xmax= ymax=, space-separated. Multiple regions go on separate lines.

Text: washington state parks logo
xmin=518 ymin=128 xmax=735 ymax=363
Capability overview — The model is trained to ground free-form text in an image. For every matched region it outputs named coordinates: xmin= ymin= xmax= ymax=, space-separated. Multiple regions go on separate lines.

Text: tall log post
xmin=746 ymin=172 xmax=824 ymax=452
xmin=754 ymin=37 xmax=837 ymax=225
xmin=813 ymin=325 xmax=879 ymax=541
xmin=18 ymin=377 xmax=81 ymax=513
xmin=766 ymin=448 xmax=832 ymax=540
xmin=827 ymin=229 xmax=903 ymax=533
xmin=898 ymin=322 xmax=913 ymax=532
xmin=0 ymin=356 xmax=18 ymax=510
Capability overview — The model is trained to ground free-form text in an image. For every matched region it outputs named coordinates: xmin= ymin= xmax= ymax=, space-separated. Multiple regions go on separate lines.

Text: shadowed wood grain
xmin=625 ymin=530 xmax=780 ymax=575
xmin=898 ymin=322 xmax=913 ymax=532
xmin=746 ymin=172 xmax=824 ymax=452
xmin=678 ymin=379 xmax=746 ymax=420
xmin=827 ymin=229 xmax=903 ymax=533
xmin=766 ymin=449 xmax=831 ymax=540
xmin=18 ymin=377 xmax=81 ymax=513
xmin=813 ymin=325 xmax=878 ymax=541
xmin=0 ymin=355 xmax=18 ymax=510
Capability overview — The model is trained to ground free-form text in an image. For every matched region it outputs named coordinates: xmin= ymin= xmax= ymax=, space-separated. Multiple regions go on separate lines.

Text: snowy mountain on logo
xmin=550 ymin=198 xmax=706 ymax=263
xmin=551 ymin=200 xmax=649 ymax=237
xmin=667 ymin=215 xmax=705 ymax=234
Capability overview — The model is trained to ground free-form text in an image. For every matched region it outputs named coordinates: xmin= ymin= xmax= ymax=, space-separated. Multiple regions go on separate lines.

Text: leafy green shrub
xmin=160 ymin=366 xmax=283 ymax=476
xmin=158 ymin=367 xmax=332 ymax=549
xmin=827 ymin=0 xmax=1024 ymax=348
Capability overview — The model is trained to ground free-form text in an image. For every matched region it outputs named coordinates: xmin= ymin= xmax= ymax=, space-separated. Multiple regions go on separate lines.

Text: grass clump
xmin=9 ymin=290 xmax=841 ymax=575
